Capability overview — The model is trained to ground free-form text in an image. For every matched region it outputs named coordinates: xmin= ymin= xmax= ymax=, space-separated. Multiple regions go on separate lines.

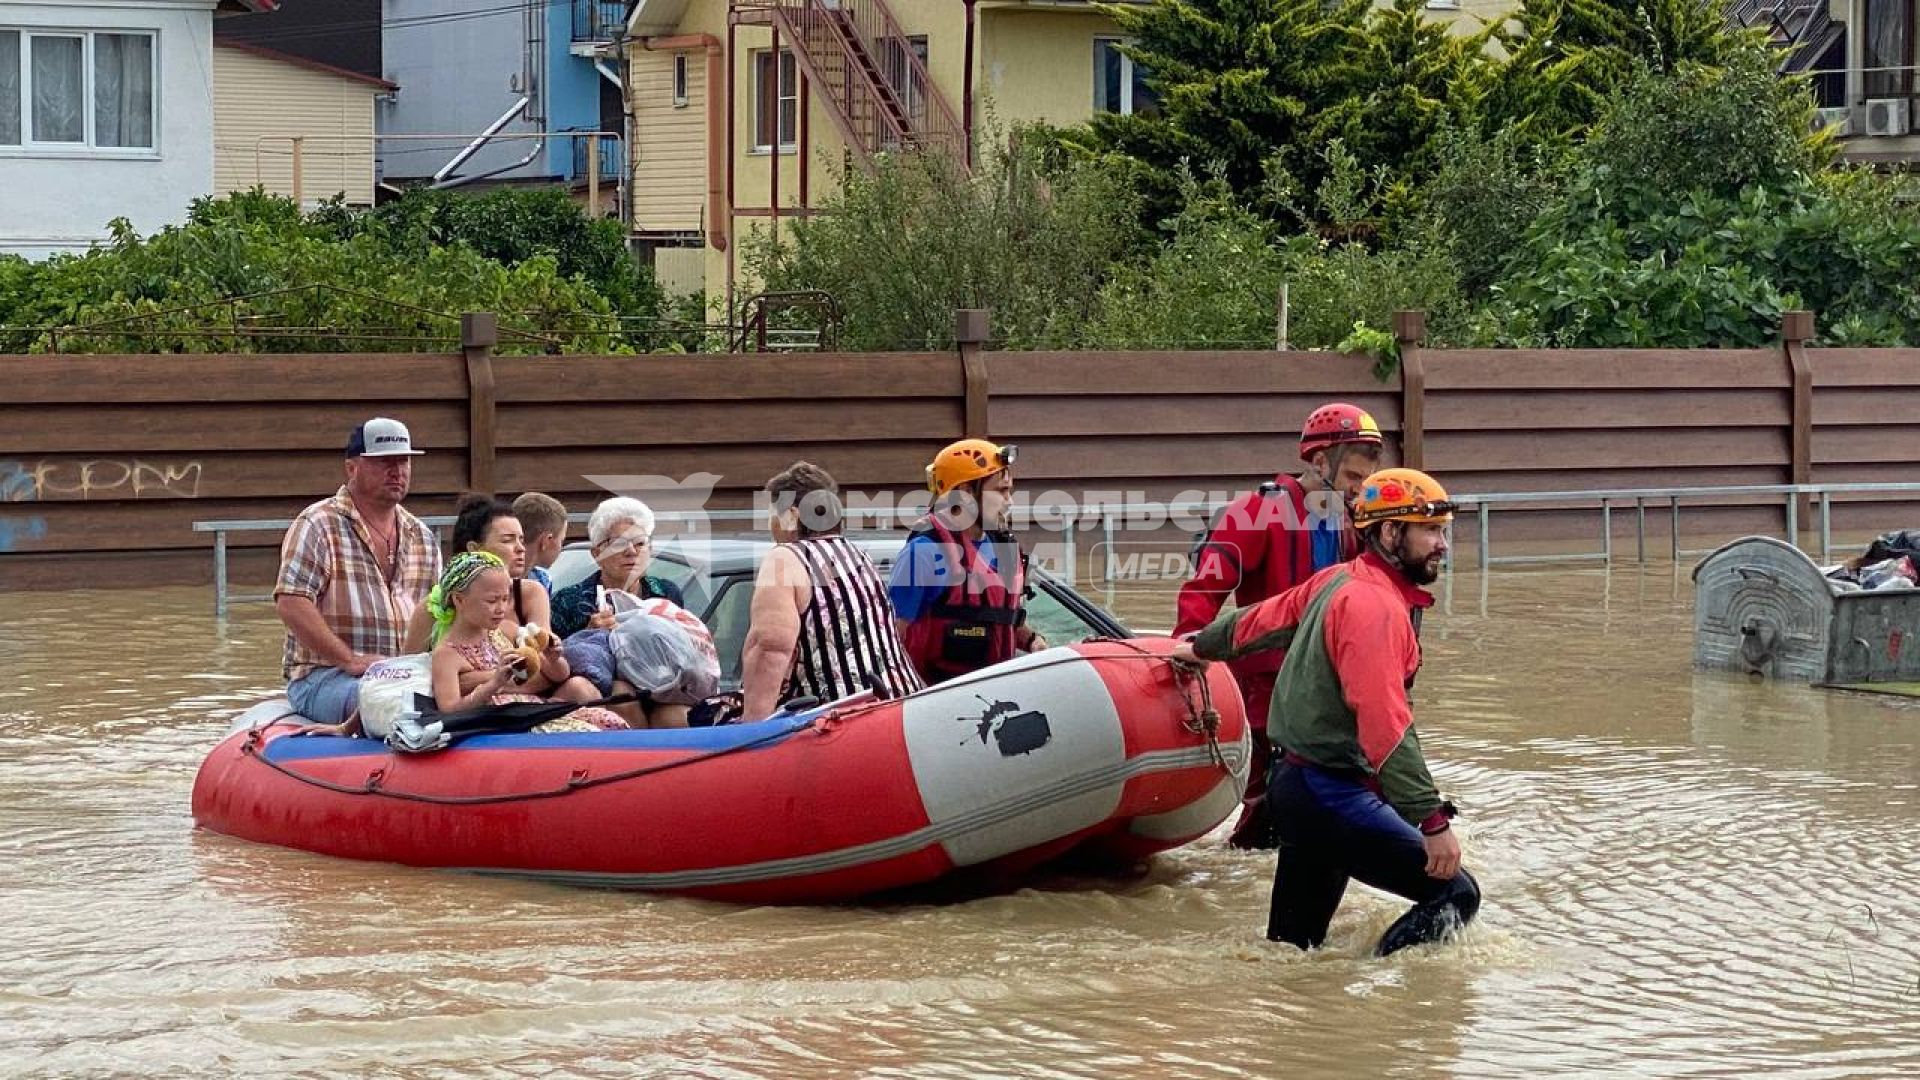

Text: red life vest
xmin=1174 ymin=475 xmax=1359 ymax=676
xmin=899 ymin=516 xmax=1028 ymax=684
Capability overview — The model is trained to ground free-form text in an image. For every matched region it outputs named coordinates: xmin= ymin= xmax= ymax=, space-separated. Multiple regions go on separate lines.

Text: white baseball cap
xmin=346 ymin=417 xmax=426 ymax=458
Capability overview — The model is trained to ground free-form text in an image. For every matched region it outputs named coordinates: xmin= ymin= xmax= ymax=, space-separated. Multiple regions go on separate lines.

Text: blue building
xmin=379 ymin=1 xmax=625 ymax=205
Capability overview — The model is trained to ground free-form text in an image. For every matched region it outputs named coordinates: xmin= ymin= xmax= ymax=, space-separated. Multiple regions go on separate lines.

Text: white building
xmin=0 ymin=0 xmax=276 ymax=259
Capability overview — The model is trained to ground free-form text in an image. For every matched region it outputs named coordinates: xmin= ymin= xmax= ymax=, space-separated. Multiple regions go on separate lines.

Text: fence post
xmin=955 ymin=308 xmax=992 ymax=438
xmin=1394 ymin=310 xmax=1427 ymax=470
xmin=462 ymin=312 xmax=499 ymax=495
xmin=1782 ymin=309 xmax=1815 ymax=545
xmin=290 ymin=135 xmax=305 ymax=208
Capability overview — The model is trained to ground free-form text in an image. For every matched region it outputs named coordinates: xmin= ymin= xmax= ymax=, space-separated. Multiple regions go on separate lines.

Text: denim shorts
xmin=287 ymin=666 xmax=363 ymax=726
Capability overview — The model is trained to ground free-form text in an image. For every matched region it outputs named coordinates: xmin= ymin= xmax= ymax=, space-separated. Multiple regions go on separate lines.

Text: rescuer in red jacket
xmin=1176 ymin=468 xmax=1478 ymax=956
xmin=1173 ymin=403 xmax=1383 ymax=849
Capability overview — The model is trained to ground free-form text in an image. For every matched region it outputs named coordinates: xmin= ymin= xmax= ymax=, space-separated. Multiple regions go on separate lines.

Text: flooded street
xmin=4 ymin=566 xmax=1919 ymax=1078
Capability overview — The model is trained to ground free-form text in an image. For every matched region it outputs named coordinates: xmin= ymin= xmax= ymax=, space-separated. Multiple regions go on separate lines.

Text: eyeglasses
xmin=995 ymin=444 xmax=1019 ymax=468
xmin=595 ymin=533 xmax=651 ymax=557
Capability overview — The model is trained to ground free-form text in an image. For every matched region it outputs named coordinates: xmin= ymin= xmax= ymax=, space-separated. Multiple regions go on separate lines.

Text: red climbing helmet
xmin=1299 ymin=402 xmax=1383 ymax=462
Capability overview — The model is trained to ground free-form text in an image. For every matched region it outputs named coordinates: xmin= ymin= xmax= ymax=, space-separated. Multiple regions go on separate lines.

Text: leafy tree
xmin=1487 ymin=54 xmax=1920 ymax=347
xmin=1088 ymin=189 xmax=1289 ymax=347
xmin=1086 ymin=172 xmax=1464 ymax=358
xmin=1423 ymin=126 xmax=1569 ymax=295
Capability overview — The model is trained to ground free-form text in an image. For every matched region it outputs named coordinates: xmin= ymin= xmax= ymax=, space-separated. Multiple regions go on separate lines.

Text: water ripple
xmin=5 ymin=574 xmax=1920 ymax=1077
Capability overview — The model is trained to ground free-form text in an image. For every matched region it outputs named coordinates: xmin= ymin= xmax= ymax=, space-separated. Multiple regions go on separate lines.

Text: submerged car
xmin=549 ymin=530 xmax=1129 ymax=691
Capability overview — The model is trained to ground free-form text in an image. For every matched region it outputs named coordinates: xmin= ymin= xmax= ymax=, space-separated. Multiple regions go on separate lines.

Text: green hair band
xmin=426 ymin=550 xmax=506 ymax=647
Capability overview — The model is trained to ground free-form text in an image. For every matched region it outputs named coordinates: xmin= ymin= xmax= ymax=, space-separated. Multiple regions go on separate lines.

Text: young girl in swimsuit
xmin=426 ymin=552 xmax=628 ymax=731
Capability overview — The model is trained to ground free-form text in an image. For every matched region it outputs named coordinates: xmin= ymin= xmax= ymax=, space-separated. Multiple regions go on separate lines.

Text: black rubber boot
xmin=1373 ymin=868 xmax=1481 ymax=957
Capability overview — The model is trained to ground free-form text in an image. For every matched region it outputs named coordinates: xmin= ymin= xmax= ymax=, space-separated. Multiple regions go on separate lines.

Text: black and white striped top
xmin=782 ymin=534 xmax=926 ymax=705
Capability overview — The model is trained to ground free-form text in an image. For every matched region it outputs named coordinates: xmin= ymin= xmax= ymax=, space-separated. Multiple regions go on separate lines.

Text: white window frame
xmin=1093 ymin=37 xmax=1149 ymax=117
xmin=750 ymin=48 xmax=797 ymax=153
xmin=1 ymin=26 xmax=160 ymax=157
xmin=672 ymin=53 xmax=689 ymax=108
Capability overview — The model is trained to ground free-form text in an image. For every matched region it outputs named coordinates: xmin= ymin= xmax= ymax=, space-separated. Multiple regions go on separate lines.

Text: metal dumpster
xmin=1692 ymin=535 xmax=1920 ymax=683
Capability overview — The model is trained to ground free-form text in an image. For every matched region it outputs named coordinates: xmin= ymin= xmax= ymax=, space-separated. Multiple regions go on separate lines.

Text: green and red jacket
xmin=1190 ymin=549 xmax=1448 ymax=832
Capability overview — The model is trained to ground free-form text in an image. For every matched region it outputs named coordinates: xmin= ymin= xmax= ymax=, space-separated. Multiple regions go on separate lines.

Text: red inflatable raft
xmin=192 ymin=639 xmax=1250 ymax=903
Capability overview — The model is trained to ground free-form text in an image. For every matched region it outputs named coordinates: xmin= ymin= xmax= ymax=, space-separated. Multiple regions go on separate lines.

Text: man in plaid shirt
xmin=274 ymin=418 xmax=443 ymax=726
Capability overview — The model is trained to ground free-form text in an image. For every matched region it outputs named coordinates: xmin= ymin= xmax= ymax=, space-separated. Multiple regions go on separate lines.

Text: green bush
xmin=0 ymin=191 xmax=624 ymax=353
xmin=1576 ymin=50 xmax=1830 ymax=205
xmin=1088 ymin=189 xmax=1287 ymax=348
xmin=1291 ymin=238 xmax=1464 ymax=356
xmin=348 ymin=186 xmax=668 ymax=318
xmin=747 ymin=139 xmax=1145 ymax=349
xmin=1423 ymin=126 xmax=1568 ymax=296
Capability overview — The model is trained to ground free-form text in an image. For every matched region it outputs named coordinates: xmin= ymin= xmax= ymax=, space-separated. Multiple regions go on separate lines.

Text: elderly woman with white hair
xmin=550 ymin=497 xmax=686 ymax=639
xmin=550 ymin=496 xmax=693 ymax=727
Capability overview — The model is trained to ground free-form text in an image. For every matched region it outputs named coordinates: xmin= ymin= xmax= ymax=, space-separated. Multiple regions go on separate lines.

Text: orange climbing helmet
xmin=1300 ymin=403 xmax=1383 ymax=462
xmin=927 ymin=439 xmax=1018 ymax=497
xmin=1351 ymin=468 xmax=1456 ymax=528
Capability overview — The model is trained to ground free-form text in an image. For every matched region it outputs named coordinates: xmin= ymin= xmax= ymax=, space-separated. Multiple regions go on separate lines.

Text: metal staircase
xmin=736 ymin=0 xmax=965 ymax=166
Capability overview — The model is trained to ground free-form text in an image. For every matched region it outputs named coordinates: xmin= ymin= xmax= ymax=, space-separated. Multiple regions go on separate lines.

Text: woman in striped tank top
xmin=741 ymin=462 xmax=925 ymax=721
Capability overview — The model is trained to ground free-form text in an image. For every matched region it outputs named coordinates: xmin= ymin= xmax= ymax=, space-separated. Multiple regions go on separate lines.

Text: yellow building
xmin=625 ymin=0 xmax=1158 ymax=304
xmin=212 ymin=40 xmax=394 ymax=208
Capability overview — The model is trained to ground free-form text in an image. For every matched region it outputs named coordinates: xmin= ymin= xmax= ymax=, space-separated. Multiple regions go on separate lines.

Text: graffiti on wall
xmin=0 ymin=459 xmax=204 ymax=501
xmin=0 ymin=516 xmax=47 ymax=553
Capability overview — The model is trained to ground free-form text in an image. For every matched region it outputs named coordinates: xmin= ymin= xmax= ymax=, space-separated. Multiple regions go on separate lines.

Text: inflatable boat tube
xmin=191 ymin=639 xmax=1250 ymax=903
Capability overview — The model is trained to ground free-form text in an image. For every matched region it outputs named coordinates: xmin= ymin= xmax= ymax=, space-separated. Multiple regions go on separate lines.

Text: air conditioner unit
xmin=1863 ymin=98 xmax=1910 ymax=137
xmin=1812 ymin=106 xmax=1853 ymax=136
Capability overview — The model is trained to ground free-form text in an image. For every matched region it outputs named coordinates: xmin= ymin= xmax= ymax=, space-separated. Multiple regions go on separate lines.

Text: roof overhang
xmin=214 ymin=39 xmax=399 ymax=91
xmin=217 ymin=1 xmax=281 ymax=13
xmin=628 ymin=0 xmax=694 ymax=39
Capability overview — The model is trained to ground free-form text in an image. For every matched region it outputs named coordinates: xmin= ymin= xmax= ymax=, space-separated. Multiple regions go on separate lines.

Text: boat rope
xmin=1085 ymin=638 xmax=1239 ymax=779
xmin=238 ymin=714 xmax=816 ymax=805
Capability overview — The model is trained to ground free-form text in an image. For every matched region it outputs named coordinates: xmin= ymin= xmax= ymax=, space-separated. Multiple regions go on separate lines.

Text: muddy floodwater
xmin=4 ymin=567 xmax=1919 ymax=1078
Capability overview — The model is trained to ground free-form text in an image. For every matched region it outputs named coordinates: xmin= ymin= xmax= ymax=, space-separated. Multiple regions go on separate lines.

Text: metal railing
xmin=1452 ymin=482 xmax=1920 ymax=573
xmin=742 ymin=0 xmax=964 ymax=163
xmin=569 ymin=131 xmax=624 ymax=182
xmin=193 ymin=507 xmax=1079 ymax=618
xmin=193 ymin=481 xmax=1920 ymax=616
xmin=572 ymin=0 xmax=627 ymax=42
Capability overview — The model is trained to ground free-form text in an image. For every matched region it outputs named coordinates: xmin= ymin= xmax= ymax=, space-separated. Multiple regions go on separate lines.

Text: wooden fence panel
xmin=11 ymin=328 xmax=1920 ymax=592
xmin=3 ymin=354 xmax=464 ymax=404
xmin=1807 ymin=347 xmax=1920 ymax=534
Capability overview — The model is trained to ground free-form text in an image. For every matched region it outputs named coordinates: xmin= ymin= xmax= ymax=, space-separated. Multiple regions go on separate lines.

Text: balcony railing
xmin=569 ymin=132 xmax=624 ymax=182
xmin=572 ymin=0 xmax=627 ymax=43
xmin=1797 ymin=66 xmax=1920 ymax=139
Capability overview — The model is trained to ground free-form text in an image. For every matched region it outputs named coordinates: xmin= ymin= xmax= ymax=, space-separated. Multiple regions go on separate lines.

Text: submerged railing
xmin=1450 ymin=482 xmax=1920 ymax=573
xmin=193 ymin=481 xmax=1920 ymax=617
xmin=191 ymin=506 xmax=1074 ymax=619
